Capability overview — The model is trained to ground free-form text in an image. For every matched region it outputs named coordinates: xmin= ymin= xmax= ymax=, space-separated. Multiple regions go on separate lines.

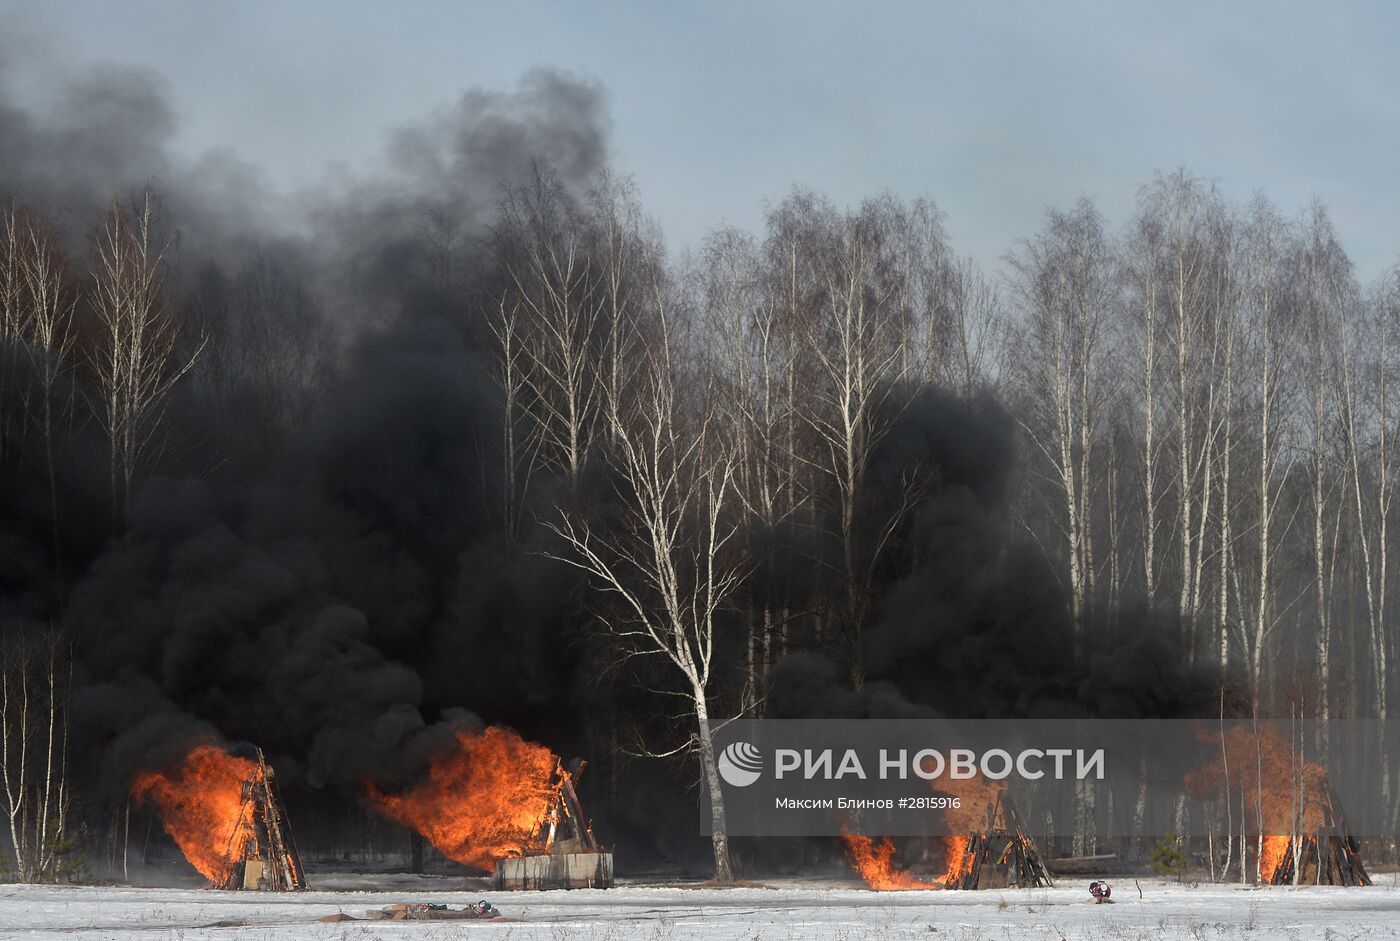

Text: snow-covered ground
xmin=4 ymin=876 xmax=1400 ymax=940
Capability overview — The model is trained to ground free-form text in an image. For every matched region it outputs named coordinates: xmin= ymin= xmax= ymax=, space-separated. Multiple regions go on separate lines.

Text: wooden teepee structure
xmin=216 ymin=749 xmax=306 ymax=891
xmin=944 ymin=792 xmax=1054 ymax=890
xmin=1267 ymin=782 xmax=1371 ymax=887
xmin=493 ymin=759 xmax=613 ymax=890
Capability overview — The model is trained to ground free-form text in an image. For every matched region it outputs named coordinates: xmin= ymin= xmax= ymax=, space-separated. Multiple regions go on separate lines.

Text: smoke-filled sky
xmin=5 ymin=0 xmax=1398 ymax=279
xmin=2 ymin=0 xmax=1400 ymax=277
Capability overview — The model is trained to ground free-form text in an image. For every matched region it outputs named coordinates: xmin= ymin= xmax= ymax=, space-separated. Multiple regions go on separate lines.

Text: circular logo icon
xmin=717 ymin=741 xmax=763 ymax=787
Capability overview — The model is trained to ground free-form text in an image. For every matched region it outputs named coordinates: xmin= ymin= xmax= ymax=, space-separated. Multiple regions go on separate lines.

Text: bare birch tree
xmin=788 ymin=196 xmax=927 ymax=682
xmin=487 ymin=294 xmax=539 ymax=550
xmin=1339 ymin=260 xmax=1400 ymax=818
xmin=1297 ymin=204 xmax=1351 ymax=728
xmin=0 ymin=205 xmax=77 ymax=593
xmin=943 ymin=256 xmax=1007 ymax=398
xmin=1009 ymin=199 xmax=1117 ymax=642
xmin=1233 ymin=200 xmax=1294 ymax=711
xmin=19 ymin=211 xmax=77 ymax=587
xmin=0 ymin=201 xmax=31 ymax=465
xmin=0 ymin=631 xmax=73 ymax=882
xmin=88 ymin=187 xmax=206 ymax=521
xmin=1126 ymin=197 xmax=1169 ymax=607
xmin=1129 ymin=173 xmax=1232 ymax=663
xmin=542 ymin=294 xmax=748 ymax=881
xmin=498 ymin=168 xmax=604 ymax=490
xmin=702 ymin=226 xmax=801 ymax=702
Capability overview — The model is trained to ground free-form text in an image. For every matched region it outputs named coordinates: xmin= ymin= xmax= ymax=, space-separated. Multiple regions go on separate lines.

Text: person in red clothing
xmin=1089 ymin=880 xmax=1112 ymax=903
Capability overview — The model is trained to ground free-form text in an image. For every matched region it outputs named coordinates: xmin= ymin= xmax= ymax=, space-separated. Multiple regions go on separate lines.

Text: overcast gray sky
xmin=5 ymin=0 xmax=1398 ymax=279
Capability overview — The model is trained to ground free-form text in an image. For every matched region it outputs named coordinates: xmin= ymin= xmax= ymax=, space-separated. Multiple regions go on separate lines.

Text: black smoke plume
xmin=0 ymin=44 xmax=1214 ymax=879
xmin=766 ymin=388 xmax=1218 ymax=720
xmin=0 ymin=52 xmax=610 ymax=863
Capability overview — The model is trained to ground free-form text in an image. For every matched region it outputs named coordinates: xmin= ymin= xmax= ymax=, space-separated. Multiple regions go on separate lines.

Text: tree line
xmin=481 ymin=168 xmax=1400 ymax=875
xmin=1 ymin=166 xmax=1397 ymax=880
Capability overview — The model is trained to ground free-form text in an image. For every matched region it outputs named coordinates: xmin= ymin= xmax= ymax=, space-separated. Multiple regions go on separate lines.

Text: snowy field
xmin=4 ymin=876 xmax=1400 ymax=940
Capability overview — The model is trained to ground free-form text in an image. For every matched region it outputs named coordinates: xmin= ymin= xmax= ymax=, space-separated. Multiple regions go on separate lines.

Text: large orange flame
xmin=364 ymin=725 xmax=558 ymax=871
xmin=131 ymin=743 xmax=261 ymax=885
xmin=1185 ymin=724 xmax=1329 ymax=883
xmin=843 ymin=775 xmax=1007 ymax=890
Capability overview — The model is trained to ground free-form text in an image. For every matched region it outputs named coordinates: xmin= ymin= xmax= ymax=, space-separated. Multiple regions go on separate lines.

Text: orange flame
xmin=939 ymin=776 xmax=1007 ymax=839
xmin=1185 ymin=724 xmax=1329 ymax=882
xmin=840 ymin=833 xmax=941 ymax=890
xmin=364 ymin=725 xmax=558 ymax=872
xmin=843 ymin=775 xmax=1007 ymax=890
xmin=131 ymin=743 xmax=261 ymax=885
xmin=1260 ymin=835 xmax=1290 ymax=881
xmin=937 ymin=775 xmax=1006 ymax=888
xmin=942 ymin=834 xmax=973 ymax=884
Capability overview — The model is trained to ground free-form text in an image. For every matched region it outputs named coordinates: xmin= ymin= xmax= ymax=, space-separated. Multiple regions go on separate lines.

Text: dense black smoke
xmin=0 ymin=44 xmax=1214 ymax=880
xmin=0 ymin=39 xmax=606 ymax=297
xmin=63 ymin=316 xmax=581 ymax=796
xmin=766 ymin=388 xmax=1217 ymax=721
xmin=304 ymin=67 xmax=608 ymax=320
xmin=0 ymin=57 xmax=176 ymax=217
xmin=0 ymin=52 xmax=610 ymax=861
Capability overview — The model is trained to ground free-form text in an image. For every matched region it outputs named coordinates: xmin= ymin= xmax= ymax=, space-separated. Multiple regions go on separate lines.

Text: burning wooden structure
xmin=216 ymin=749 xmax=306 ymax=891
xmin=493 ymin=759 xmax=613 ymax=890
xmin=943 ymin=791 xmax=1054 ymax=890
xmin=1184 ymin=724 xmax=1372 ymax=887
xmin=1266 ymin=783 xmax=1371 ymax=887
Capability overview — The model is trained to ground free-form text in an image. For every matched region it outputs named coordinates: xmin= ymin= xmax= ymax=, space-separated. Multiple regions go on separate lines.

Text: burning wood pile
xmin=132 ymin=743 xmax=305 ymax=891
xmin=215 ymin=748 xmax=306 ymax=891
xmin=1187 ymin=724 xmax=1371 ymax=886
xmin=364 ymin=725 xmax=559 ymax=872
xmin=132 ymin=722 xmax=609 ymax=891
xmin=493 ymin=758 xmax=613 ymax=890
xmin=843 ymin=776 xmax=1053 ymax=890
xmin=1265 ymin=779 xmax=1371 ymax=887
xmin=942 ymin=790 xmax=1054 ymax=890
xmin=363 ymin=723 xmax=612 ymax=889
